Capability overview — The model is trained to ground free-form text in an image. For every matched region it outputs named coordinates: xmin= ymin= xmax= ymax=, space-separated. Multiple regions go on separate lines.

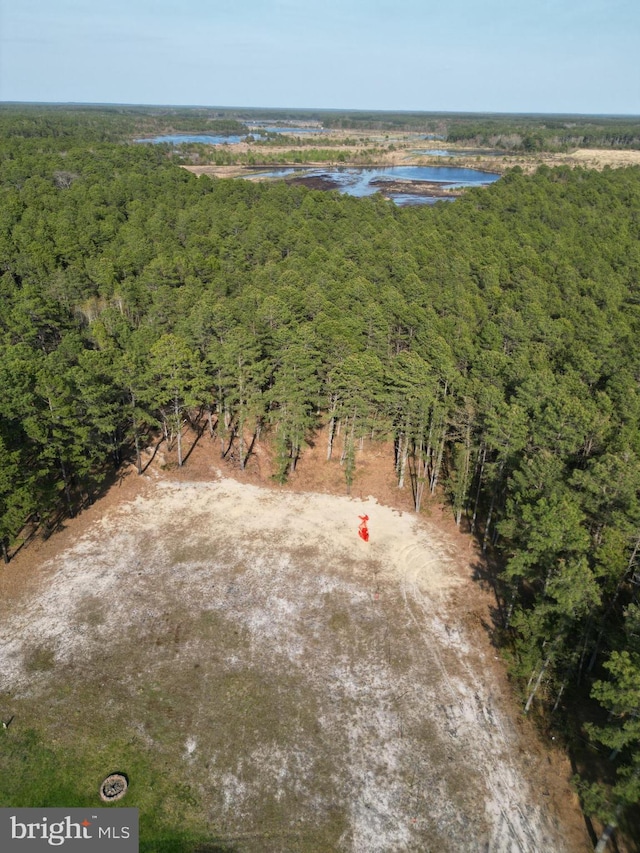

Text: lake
xmin=138 ymin=126 xmax=323 ymax=146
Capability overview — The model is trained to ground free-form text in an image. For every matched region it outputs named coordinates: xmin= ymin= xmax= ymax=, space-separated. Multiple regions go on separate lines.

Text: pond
xmin=247 ymin=165 xmax=500 ymax=206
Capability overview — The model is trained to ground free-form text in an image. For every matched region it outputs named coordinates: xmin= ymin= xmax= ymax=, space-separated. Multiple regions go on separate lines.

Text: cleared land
xmin=0 ymin=452 xmax=589 ymax=852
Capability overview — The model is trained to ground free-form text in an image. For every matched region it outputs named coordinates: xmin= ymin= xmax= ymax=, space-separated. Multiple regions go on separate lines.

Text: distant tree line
xmin=5 ymin=103 xmax=640 ymax=152
xmin=1 ymin=108 xmax=640 ymax=841
xmin=445 ymin=117 xmax=640 ymax=151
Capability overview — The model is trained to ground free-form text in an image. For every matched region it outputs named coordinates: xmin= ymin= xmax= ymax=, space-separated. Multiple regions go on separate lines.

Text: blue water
xmin=139 ymin=134 xmax=247 ymax=145
xmin=250 ymin=165 xmax=498 ymax=197
xmin=244 ymin=165 xmax=499 ymax=206
xmin=388 ymin=194 xmax=454 ymax=207
xmin=353 ymin=166 xmax=499 ymax=188
xmin=139 ymin=126 xmax=324 ymax=146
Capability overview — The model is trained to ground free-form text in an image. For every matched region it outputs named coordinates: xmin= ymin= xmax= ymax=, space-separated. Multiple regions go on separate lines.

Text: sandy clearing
xmin=0 ymin=477 xmax=584 ymax=852
xmin=567 ymin=148 xmax=640 ymax=168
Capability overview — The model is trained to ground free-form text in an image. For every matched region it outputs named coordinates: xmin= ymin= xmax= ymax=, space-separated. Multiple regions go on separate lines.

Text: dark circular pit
xmin=99 ymin=773 xmax=128 ymax=802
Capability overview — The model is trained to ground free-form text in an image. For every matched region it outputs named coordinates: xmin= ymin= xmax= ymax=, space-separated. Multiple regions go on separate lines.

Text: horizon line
xmin=1 ymin=100 xmax=640 ymax=120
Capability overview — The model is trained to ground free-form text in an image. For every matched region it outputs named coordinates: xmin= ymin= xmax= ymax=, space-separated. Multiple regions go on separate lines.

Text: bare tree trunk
xmin=219 ymin=403 xmax=232 ymax=458
xmin=327 ymin=415 xmax=335 ymax=461
xmin=289 ymin=440 xmax=299 ymax=475
xmin=482 ymin=493 xmax=495 ymax=553
xmin=341 ymin=414 xmax=357 ymax=466
xmin=398 ymin=434 xmax=408 ymax=489
xmin=238 ymin=412 xmax=246 ymax=470
xmin=175 ymin=396 xmax=183 ymax=467
xmin=552 ymin=679 xmax=567 ymax=713
xmin=595 ymin=822 xmax=617 ymax=853
xmin=504 ymin=587 xmax=517 ymax=629
xmin=134 ymin=430 xmax=142 ymax=475
xmin=425 ymin=419 xmax=434 ymax=486
xmin=471 ymin=444 xmax=486 ymax=534
xmin=595 ymin=804 xmax=623 ymax=853
xmin=344 ymin=416 xmax=357 ymax=495
xmin=130 ymin=392 xmax=142 ymax=475
xmin=60 ymin=457 xmax=74 ymax=518
xmin=430 ymin=425 xmax=447 ymax=495
xmin=454 ymin=434 xmax=472 ymax=527
xmin=414 ymin=437 xmax=426 ymax=512
xmin=482 ymin=459 xmax=505 ymax=553
xmin=524 ymin=657 xmax=549 ymax=713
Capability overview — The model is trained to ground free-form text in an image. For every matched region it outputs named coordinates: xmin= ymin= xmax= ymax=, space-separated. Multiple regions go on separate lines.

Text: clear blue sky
xmin=1 ymin=0 xmax=639 ymax=114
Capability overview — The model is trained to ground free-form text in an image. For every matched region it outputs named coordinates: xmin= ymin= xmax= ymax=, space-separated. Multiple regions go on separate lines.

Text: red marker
xmin=358 ymin=514 xmax=369 ymax=542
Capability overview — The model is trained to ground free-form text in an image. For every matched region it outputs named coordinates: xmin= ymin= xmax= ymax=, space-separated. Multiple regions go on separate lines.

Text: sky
xmin=1 ymin=0 xmax=639 ymax=115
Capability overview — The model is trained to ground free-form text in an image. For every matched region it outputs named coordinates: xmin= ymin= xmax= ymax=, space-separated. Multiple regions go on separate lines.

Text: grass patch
xmin=0 ymin=728 xmax=236 ymax=852
xmin=24 ymin=645 xmax=56 ymax=673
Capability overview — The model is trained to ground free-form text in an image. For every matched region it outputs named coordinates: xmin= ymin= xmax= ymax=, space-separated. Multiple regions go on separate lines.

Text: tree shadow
xmin=563 ymin=693 xmax=640 ymax=853
xmin=470 ymin=558 xmax=507 ymax=625
xmin=141 ymin=435 xmax=165 ymax=475
xmin=9 ymin=515 xmax=46 ymax=560
xmin=6 ymin=440 xmax=147 ymax=563
xmin=241 ymin=428 xmax=259 ymax=470
xmin=182 ymin=421 xmax=207 ymax=467
xmin=569 ymin=752 xmax=599 ymax=849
